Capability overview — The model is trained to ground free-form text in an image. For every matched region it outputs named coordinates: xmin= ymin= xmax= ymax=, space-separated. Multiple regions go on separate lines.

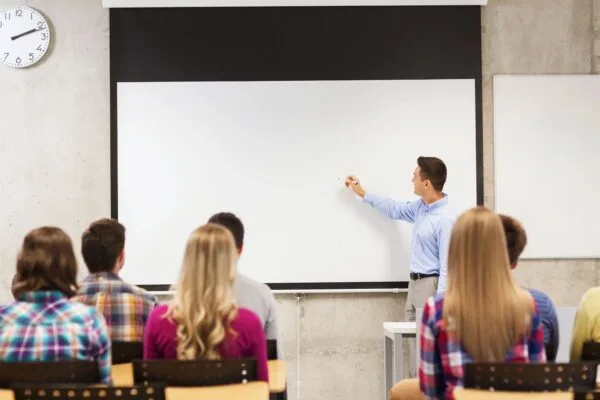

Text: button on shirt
xmin=363 ymin=193 xmax=456 ymax=294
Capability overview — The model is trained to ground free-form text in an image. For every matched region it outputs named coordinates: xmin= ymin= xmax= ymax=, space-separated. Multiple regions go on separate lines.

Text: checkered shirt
xmin=419 ymin=294 xmax=546 ymax=400
xmin=73 ymin=273 xmax=157 ymax=342
xmin=0 ymin=291 xmax=111 ymax=384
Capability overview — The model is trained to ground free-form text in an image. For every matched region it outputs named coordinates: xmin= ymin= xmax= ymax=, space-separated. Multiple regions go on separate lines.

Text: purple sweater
xmin=143 ymin=304 xmax=269 ymax=382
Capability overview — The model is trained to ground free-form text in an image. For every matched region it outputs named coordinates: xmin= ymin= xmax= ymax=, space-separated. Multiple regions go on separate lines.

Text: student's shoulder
xmin=234 ymin=307 xmax=264 ymax=330
xmin=64 ymin=300 xmax=108 ymax=325
xmin=526 ymin=288 xmax=555 ymax=307
xmin=579 ymin=287 xmax=600 ymax=309
xmin=237 ymin=274 xmax=275 ymax=302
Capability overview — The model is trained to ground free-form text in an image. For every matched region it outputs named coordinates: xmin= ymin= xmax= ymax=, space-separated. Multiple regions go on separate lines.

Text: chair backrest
xmin=0 ymin=361 xmax=100 ymax=389
xmin=464 ymin=363 xmax=597 ymax=392
xmin=12 ymin=385 xmax=165 ymax=400
xmin=111 ymin=341 xmax=143 ymax=364
xmin=132 ymin=358 xmax=258 ymax=387
xmin=545 ymin=342 xmax=557 ymax=362
xmin=575 ymin=392 xmax=600 ymax=400
xmin=267 ymin=340 xmax=277 ymax=360
xmin=581 ymin=341 xmax=600 ymax=361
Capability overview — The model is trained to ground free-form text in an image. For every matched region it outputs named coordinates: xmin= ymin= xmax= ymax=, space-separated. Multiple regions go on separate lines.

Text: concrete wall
xmin=0 ymin=1 xmax=598 ymax=399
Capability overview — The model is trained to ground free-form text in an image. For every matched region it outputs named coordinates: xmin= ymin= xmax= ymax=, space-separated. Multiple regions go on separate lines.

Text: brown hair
xmin=12 ymin=227 xmax=78 ymax=298
xmin=499 ymin=214 xmax=527 ymax=265
xmin=208 ymin=212 xmax=244 ymax=250
xmin=81 ymin=218 xmax=125 ymax=273
xmin=417 ymin=156 xmax=447 ymax=192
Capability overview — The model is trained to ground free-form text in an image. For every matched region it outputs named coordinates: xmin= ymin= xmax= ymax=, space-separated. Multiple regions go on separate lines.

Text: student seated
xmin=208 ymin=212 xmax=283 ymax=358
xmin=570 ymin=286 xmax=600 ymax=361
xmin=73 ymin=219 xmax=157 ymax=342
xmin=143 ymin=223 xmax=269 ymax=382
xmin=499 ymin=214 xmax=559 ymax=361
xmin=419 ymin=207 xmax=545 ymax=400
xmin=1 ymin=227 xmax=111 ymax=384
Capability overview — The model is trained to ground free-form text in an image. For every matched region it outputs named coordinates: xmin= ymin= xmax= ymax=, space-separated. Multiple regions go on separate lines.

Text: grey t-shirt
xmin=235 ymin=273 xmax=283 ymax=359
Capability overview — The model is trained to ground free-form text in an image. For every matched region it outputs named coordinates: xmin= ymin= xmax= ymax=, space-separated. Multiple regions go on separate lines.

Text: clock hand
xmin=11 ymin=27 xmax=45 ymax=41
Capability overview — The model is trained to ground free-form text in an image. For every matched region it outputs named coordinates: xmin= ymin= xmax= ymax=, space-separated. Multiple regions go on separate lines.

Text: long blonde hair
xmin=443 ymin=207 xmax=533 ymax=362
xmin=168 ymin=223 xmax=238 ymax=360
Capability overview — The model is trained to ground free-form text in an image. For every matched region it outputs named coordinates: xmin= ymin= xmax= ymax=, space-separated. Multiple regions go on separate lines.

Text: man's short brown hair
xmin=81 ymin=218 xmax=125 ymax=273
xmin=499 ymin=214 xmax=527 ymax=265
xmin=12 ymin=227 xmax=78 ymax=298
xmin=417 ymin=156 xmax=447 ymax=192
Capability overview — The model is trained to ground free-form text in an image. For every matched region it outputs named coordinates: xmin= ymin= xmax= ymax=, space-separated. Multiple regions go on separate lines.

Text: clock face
xmin=0 ymin=6 xmax=51 ymax=68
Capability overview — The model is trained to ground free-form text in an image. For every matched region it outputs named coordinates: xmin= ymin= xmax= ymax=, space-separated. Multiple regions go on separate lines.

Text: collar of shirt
xmin=421 ymin=193 xmax=449 ymax=212
xmin=84 ymin=272 xmax=122 ymax=282
xmin=17 ymin=290 xmax=68 ymax=304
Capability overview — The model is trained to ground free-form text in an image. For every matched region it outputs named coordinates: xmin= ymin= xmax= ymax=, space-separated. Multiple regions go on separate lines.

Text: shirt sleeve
xmin=143 ymin=308 xmax=162 ymax=359
xmin=363 ymin=193 xmax=419 ymax=223
xmin=544 ymin=298 xmax=560 ymax=362
xmin=263 ymin=289 xmax=283 ymax=359
xmin=246 ymin=313 xmax=269 ymax=382
xmin=570 ymin=301 xmax=591 ymax=361
xmin=419 ymin=298 xmax=444 ymax=399
xmin=435 ymin=218 xmax=454 ymax=295
xmin=90 ymin=310 xmax=112 ymax=385
xmin=528 ymin=307 xmax=547 ymax=362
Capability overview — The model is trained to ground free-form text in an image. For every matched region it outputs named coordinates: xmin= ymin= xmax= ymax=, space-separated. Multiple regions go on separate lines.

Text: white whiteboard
xmin=494 ymin=75 xmax=600 ymax=258
xmin=117 ymin=80 xmax=477 ymax=285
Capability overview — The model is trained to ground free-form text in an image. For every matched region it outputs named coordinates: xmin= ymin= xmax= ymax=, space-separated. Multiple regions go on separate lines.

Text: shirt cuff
xmin=363 ymin=192 xmax=377 ymax=206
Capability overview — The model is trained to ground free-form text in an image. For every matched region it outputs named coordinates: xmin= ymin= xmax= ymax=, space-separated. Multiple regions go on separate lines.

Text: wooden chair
xmin=111 ymin=341 xmax=143 ymax=365
xmin=11 ymin=385 xmax=165 ymax=400
xmin=464 ymin=363 xmax=597 ymax=392
xmin=545 ymin=342 xmax=557 ymax=362
xmin=0 ymin=361 xmax=100 ymax=389
xmin=132 ymin=358 xmax=258 ymax=387
xmin=575 ymin=392 xmax=600 ymax=400
xmin=581 ymin=341 xmax=600 ymax=361
xmin=267 ymin=340 xmax=278 ymax=361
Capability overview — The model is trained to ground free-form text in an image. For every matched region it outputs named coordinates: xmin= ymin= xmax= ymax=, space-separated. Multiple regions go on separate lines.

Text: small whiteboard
xmin=494 ymin=75 xmax=600 ymax=258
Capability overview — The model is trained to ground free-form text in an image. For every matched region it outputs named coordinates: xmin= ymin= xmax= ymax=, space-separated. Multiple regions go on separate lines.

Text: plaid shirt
xmin=419 ymin=294 xmax=546 ymax=400
xmin=0 ymin=291 xmax=111 ymax=384
xmin=73 ymin=272 xmax=157 ymax=342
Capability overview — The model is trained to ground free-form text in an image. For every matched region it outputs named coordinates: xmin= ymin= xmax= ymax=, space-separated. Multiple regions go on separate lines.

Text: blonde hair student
xmin=419 ymin=207 xmax=545 ymax=400
xmin=143 ymin=223 xmax=269 ymax=381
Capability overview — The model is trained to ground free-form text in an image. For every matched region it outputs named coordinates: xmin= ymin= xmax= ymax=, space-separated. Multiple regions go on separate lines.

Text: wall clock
xmin=0 ymin=6 xmax=51 ymax=68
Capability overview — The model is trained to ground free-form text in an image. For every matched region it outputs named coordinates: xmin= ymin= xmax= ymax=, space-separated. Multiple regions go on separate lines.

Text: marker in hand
xmin=344 ymin=175 xmax=366 ymax=198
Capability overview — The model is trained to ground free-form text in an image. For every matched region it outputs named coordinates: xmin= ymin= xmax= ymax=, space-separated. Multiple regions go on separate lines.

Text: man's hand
xmin=345 ymin=175 xmax=366 ymax=198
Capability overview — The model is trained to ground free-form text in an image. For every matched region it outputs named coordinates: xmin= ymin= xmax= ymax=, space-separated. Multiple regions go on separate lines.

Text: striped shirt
xmin=73 ymin=272 xmax=157 ymax=342
xmin=0 ymin=291 xmax=111 ymax=384
xmin=419 ymin=294 xmax=546 ymax=400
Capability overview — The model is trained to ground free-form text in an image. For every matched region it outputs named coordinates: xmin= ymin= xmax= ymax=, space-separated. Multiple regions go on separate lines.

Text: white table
xmin=383 ymin=321 xmax=417 ymax=397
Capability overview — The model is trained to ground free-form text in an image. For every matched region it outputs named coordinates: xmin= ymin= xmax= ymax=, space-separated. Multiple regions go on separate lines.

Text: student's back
xmin=73 ymin=219 xmax=157 ymax=342
xmin=499 ymin=214 xmax=560 ymax=361
xmin=145 ymin=305 xmax=265 ymax=365
xmin=419 ymin=208 xmax=545 ymax=400
xmin=570 ymin=287 xmax=600 ymax=361
xmin=2 ymin=227 xmax=111 ymax=384
xmin=143 ymin=224 xmax=268 ymax=382
xmin=208 ymin=212 xmax=283 ymax=358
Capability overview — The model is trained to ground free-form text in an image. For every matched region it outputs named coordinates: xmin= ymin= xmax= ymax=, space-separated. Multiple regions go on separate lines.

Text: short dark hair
xmin=499 ymin=214 xmax=527 ymax=265
xmin=81 ymin=218 xmax=126 ymax=273
xmin=417 ymin=156 xmax=447 ymax=192
xmin=13 ymin=227 xmax=78 ymax=298
xmin=207 ymin=212 xmax=244 ymax=250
